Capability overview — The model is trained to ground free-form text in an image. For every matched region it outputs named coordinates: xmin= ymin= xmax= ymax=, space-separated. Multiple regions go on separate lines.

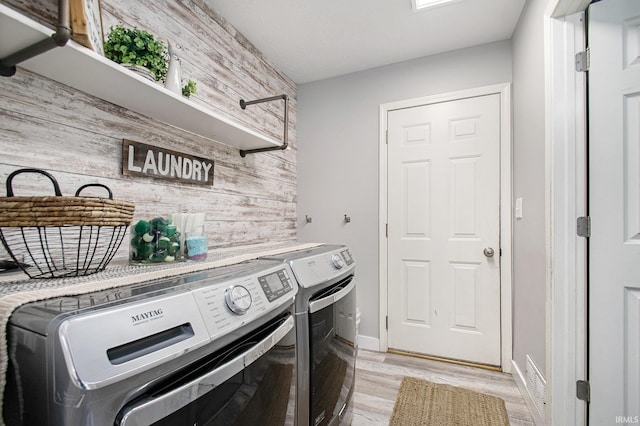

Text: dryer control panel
xmin=274 ymin=246 xmax=356 ymax=289
xmin=258 ymin=268 xmax=294 ymax=302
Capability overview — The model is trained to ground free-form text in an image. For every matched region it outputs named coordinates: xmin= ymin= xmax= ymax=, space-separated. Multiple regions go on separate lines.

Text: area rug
xmin=389 ymin=377 xmax=510 ymax=426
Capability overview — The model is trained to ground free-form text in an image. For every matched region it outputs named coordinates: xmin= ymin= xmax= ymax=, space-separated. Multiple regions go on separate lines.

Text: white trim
xmin=378 ymin=83 xmax=513 ymax=372
xmin=512 ymin=360 xmax=546 ymax=426
xmin=357 ymin=335 xmax=381 ymax=352
xmin=379 ymin=107 xmax=389 ymax=352
xmin=546 ymin=0 xmax=591 ymax=18
xmin=544 ymin=9 xmax=588 ymax=426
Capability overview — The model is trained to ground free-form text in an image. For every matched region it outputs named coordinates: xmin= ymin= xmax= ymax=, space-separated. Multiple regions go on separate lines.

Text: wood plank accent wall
xmin=0 ymin=0 xmax=297 ymax=261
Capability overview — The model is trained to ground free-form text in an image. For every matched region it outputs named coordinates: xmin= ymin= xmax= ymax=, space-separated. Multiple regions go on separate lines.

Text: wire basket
xmin=0 ymin=169 xmax=135 ymax=279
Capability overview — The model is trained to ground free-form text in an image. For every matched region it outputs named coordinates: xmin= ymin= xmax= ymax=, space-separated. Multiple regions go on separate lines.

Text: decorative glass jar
xmin=185 ymin=226 xmax=207 ymax=261
xmin=129 ymin=217 xmax=181 ymax=264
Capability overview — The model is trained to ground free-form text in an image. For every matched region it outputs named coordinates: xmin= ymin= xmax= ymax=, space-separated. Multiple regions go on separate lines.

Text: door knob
xmin=483 ymin=247 xmax=495 ymax=257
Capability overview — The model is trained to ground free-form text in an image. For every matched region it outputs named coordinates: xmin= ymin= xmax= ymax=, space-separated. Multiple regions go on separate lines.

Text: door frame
xmin=544 ymin=2 xmax=588 ymax=425
xmin=378 ymin=83 xmax=513 ymax=372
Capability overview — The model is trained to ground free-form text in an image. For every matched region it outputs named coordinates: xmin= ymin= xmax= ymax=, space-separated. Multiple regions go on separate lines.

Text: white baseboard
xmin=357 ymin=335 xmax=380 ymax=352
xmin=512 ymin=360 xmax=545 ymax=426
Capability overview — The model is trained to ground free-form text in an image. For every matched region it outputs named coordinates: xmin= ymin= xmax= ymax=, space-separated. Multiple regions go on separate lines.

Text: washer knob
xmin=225 ymin=285 xmax=252 ymax=315
xmin=331 ymin=254 xmax=345 ymax=269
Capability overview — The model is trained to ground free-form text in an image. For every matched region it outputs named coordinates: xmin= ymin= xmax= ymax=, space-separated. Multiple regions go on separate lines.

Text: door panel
xmin=589 ymin=0 xmax=640 ymax=422
xmin=404 ymin=162 xmax=431 ymax=237
xmin=387 ymin=94 xmax=501 ymax=366
xmin=403 ymin=260 xmax=431 ymax=325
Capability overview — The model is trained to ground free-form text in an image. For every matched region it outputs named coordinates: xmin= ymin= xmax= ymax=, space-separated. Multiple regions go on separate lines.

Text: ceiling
xmin=204 ymin=0 xmax=527 ymax=84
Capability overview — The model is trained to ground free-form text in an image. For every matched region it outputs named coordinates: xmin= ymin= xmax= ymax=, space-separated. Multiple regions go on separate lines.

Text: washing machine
xmin=3 ymin=259 xmax=298 ymax=425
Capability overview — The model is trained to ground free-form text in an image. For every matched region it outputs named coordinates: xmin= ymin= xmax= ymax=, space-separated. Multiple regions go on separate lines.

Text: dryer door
xmin=308 ymin=276 xmax=357 ymax=426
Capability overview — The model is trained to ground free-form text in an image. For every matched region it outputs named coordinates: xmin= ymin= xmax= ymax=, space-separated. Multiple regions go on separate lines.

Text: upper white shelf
xmin=0 ymin=3 xmax=281 ymax=152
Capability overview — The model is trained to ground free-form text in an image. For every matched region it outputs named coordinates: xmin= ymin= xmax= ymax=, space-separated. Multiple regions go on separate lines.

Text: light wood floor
xmin=352 ymin=350 xmax=535 ymax=425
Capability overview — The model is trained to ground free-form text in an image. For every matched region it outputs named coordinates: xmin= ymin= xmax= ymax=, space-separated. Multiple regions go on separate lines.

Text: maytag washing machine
xmin=3 ymin=259 xmax=298 ymax=426
xmin=262 ymin=245 xmax=357 ymax=426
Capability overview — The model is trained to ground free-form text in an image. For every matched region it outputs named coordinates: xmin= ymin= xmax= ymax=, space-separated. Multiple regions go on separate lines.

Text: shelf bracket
xmin=238 ymin=94 xmax=289 ymax=157
xmin=0 ymin=0 xmax=71 ymax=77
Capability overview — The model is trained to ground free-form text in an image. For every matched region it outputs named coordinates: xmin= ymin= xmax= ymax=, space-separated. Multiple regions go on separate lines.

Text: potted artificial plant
xmin=182 ymin=79 xmax=197 ymax=98
xmin=104 ymin=24 xmax=168 ymax=82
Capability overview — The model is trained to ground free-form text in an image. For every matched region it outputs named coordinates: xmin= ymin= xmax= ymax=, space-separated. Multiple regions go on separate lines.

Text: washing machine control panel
xmin=192 ymin=263 xmax=296 ymax=340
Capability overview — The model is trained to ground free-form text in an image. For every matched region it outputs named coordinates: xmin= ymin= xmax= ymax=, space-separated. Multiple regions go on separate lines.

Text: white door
xmin=386 ymin=94 xmax=501 ymax=366
xmin=589 ymin=0 xmax=640 ymax=423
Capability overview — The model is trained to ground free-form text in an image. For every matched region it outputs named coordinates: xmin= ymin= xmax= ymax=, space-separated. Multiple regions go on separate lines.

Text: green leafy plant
xmin=104 ymin=24 xmax=168 ymax=82
xmin=182 ymin=79 xmax=197 ymax=98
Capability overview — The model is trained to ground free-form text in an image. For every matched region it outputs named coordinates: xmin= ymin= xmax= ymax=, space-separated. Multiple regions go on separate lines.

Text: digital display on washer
xmin=341 ymin=249 xmax=354 ymax=265
xmin=258 ymin=269 xmax=293 ymax=302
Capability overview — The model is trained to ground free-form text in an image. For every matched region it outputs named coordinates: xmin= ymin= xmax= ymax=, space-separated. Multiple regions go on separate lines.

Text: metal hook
xmin=344 ymin=214 xmax=351 ymax=223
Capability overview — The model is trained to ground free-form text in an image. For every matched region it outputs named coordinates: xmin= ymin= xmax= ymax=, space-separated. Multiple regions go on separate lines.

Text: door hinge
xmin=577 ymin=216 xmax=591 ymax=238
xmin=386 ymin=315 xmax=388 ymax=330
xmin=576 ymin=380 xmax=590 ymax=402
xmin=575 ymin=49 xmax=590 ymax=72
xmin=386 ymin=130 xmax=389 ymax=144
xmin=386 ymin=223 xmax=388 ymax=238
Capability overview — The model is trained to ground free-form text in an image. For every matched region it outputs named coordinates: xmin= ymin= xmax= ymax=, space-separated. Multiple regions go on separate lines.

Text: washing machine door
xmin=116 ymin=313 xmax=296 ymax=426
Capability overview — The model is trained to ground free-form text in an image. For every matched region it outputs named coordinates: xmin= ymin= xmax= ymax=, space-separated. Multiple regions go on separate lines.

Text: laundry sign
xmin=122 ymin=139 xmax=214 ymax=186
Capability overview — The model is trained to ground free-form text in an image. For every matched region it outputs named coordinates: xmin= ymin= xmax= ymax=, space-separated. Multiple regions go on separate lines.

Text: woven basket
xmin=0 ymin=169 xmax=135 ymax=279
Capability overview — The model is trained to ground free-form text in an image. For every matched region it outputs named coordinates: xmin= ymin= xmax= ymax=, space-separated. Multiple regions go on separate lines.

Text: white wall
xmin=297 ymin=40 xmax=512 ymax=341
xmin=511 ymin=0 xmax=548 ymax=376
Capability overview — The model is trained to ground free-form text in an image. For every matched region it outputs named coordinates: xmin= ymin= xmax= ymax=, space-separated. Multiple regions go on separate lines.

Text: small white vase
xmin=165 ymin=41 xmax=182 ymax=95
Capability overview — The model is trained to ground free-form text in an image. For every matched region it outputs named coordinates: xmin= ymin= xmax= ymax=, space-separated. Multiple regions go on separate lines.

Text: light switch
xmin=515 ymin=197 xmax=523 ymax=220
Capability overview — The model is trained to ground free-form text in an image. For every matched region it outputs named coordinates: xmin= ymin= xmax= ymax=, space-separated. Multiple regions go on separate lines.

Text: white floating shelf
xmin=0 ymin=3 xmax=281 ymax=152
